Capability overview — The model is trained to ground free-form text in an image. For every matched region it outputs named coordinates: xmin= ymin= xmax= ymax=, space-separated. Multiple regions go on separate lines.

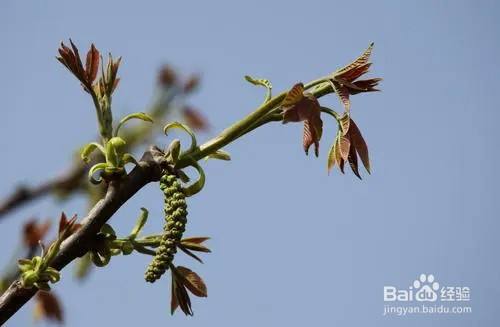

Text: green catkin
xmin=145 ymin=171 xmax=188 ymax=283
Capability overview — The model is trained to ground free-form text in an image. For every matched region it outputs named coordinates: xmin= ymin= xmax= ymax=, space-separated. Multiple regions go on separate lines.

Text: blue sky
xmin=1 ymin=0 xmax=500 ymax=326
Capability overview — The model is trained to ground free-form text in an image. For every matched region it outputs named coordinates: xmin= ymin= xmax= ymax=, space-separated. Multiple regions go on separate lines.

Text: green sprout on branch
xmin=18 ymin=213 xmax=78 ymax=291
xmin=57 ymin=40 xmax=154 ymax=184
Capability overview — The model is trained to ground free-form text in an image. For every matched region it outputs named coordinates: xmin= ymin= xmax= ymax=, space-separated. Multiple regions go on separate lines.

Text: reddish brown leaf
xmin=303 ymin=115 xmax=323 ymax=157
xmin=180 ymin=242 xmax=211 ymax=253
xmin=281 ymin=83 xmax=305 ymax=108
xmin=68 ymin=39 xmax=85 ymax=80
xmin=347 ymin=141 xmax=361 ymax=179
xmin=339 ymin=113 xmax=350 ymax=135
xmin=171 ymin=274 xmax=179 ymax=314
xmin=112 ymin=78 xmax=120 ymax=93
xmin=179 ymin=245 xmax=205 ymax=263
xmin=348 ymin=119 xmax=370 ymax=173
xmin=181 ymin=237 xmax=210 ymax=244
xmin=172 ymin=276 xmax=193 ymax=315
xmin=58 ymin=212 xmax=68 ymax=235
xmin=336 ymin=63 xmax=372 ymax=82
xmin=339 ymin=157 xmax=345 ymax=174
xmin=158 ymin=65 xmax=177 ymax=87
xmin=339 ymin=136 xmax=350 ymax=161
xmin=85 ymin=44 xmax=100 ymax=84
xmin=183 ymin=74 xmax=200 ymax=93
xmin=176 ymin=266 xmax=208 ymax=298
xmin=23 ymin=219 xmax=51 ymax=248
xmin=330 ymin=81 xmax=351 ymax=112
xmin=329 ymin=43 xmax=381 ymax=111
xmin=334 ymin=43 xmax=374 ymax=80
xmin=34 ymin=291 xmax=63 ymax=323
xmin=57 ymin=40 xmax=97 ymax=92
xmin=58 ymin=212 xmax=79 ymax=240
xmin=282 ymin=84 xmax=324 ymax=156
xmin=349 ymin=78 xmax=382 ymax=95
xmin=183 ymin=107 xmax=209 ymax=131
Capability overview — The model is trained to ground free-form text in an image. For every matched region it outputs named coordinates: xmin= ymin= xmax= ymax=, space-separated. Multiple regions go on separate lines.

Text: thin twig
xmin=0 ymin=164 xmax=86 ymax=218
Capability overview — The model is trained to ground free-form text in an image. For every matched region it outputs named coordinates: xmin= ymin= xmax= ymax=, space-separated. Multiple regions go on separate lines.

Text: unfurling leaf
xmin=58 ymin=212 xmax=79 ymax=240
xmin=334 ymin=43 xmax=374 ymax=80
xmin=329 ymin=43 xmax=381 ymax=112
xmin=57 ymin=40 xmax=102 ymax=93
xmin=85 ymin=44 xmax=100 ymax=84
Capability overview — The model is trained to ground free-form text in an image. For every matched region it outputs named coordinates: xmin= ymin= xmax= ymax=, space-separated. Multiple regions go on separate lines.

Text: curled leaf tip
xmin=163 ymin=121 xmax=198 ymax=154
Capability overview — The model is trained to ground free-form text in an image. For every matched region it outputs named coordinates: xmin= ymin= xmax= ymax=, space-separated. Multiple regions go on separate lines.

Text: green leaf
xmin=90 ymin=250 xmax=110 ymax=267
xmin=122 ymin=153 xmax=138 ymax=166
xmin=88 ymin=163 xmax=108 ymax=184
xmin=114 ymin=112 xmax=153 ymax=136
xmin=204 ymin=149 xmax=231 ymax=161
xmin=129 ymin=208 xmax=148 ymax=239
xmin=106 ymin=137 xmax=127 ymax=167
xmin=182 ymin=161 xmax=206 ymax=197
xmin=163 ymin=122 xmax=198 ymax=154
xmin=167 ymin=139 xmax=181 ymax=164
xmin=81 ymin=142 xmax=105 ymax=163
xmin=245 ymin=75 xmax=272 ymax=103
xmin=18 ymin=259 xmax=34 ymax=273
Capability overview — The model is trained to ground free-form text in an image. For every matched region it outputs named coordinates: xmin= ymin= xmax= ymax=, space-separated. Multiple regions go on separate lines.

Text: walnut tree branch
xmin=0 ymin=146 xmax=166 ymax=324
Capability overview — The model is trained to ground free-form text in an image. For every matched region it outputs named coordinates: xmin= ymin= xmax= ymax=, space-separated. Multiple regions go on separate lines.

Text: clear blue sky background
xmin=1 ymin=1 xmax=499 ymax=326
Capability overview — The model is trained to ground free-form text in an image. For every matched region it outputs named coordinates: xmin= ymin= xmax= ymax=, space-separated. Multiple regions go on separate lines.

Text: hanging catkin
xmin=145 ymin=171 xmax=187 ymax=282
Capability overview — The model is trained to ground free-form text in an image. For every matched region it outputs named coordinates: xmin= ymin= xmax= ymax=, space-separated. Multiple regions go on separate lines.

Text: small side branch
xmin=0 ymin=164 xmax=86 ymax=218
